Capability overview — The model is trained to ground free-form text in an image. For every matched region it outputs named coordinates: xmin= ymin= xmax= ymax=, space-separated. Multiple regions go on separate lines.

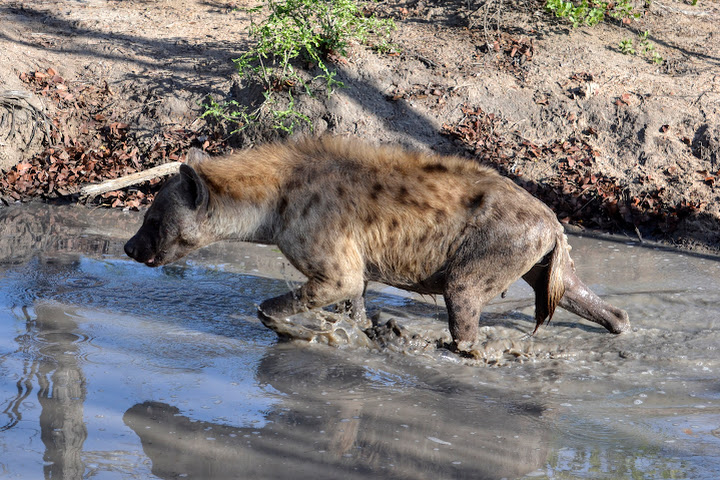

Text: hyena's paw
xmin=606 ymin=309 xmax=630 ymax=334
xmin=257 ymin=306 xmax=374 ymax=348
xmin=256 ymin=306 xmax=307 ymax=340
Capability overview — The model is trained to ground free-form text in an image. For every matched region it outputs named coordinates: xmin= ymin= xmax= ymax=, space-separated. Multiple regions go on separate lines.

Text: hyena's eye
xmin=159 ymin=220 xmax=179 ymax=239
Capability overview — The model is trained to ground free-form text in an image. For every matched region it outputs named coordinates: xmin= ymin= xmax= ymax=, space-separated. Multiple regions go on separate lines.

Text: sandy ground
xmin=1 ymin=0 xmax=719 ymax=251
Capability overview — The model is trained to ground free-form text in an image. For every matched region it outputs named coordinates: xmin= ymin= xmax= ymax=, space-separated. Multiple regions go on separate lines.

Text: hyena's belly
xmin=359 ymin=216 xmax=467 ymax=295
xmin=364 ymin=246 xmax=453 ymax=295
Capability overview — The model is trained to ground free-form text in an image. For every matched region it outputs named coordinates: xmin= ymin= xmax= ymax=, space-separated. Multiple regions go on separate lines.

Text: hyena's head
xmin=124 ymin=164 xmax=210 ymax=267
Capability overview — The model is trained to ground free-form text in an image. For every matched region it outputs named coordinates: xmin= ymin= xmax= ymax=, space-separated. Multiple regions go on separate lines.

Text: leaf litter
xmin=442 ymin=105 xmax=708 ymax=237
xmin=0 ymin=68 xmax=227 ymax=210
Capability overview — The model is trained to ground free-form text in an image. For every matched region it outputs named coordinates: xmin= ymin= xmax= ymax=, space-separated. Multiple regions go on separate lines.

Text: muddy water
xmin=1 ymin=204 xmax=719 ymax=479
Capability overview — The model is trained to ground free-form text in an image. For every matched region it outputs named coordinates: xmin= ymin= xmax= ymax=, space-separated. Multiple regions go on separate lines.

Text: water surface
xmin=1 ymin=204 xmax=719 ymax=479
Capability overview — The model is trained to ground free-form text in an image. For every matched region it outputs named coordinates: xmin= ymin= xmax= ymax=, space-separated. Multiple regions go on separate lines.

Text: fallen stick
xmin=79 ymin=161 xmax=182 ymax=198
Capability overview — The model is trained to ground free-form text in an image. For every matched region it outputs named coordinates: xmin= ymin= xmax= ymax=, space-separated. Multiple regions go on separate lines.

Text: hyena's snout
xmin=123 ymin=236 xmax=142 ymax=261
xmin=124 ymin=234 xmax=157 ymax=267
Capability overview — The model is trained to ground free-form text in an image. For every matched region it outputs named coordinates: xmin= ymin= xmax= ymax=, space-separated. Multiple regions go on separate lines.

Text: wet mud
xmin=1 ymin=204 xmax=720 ymax=479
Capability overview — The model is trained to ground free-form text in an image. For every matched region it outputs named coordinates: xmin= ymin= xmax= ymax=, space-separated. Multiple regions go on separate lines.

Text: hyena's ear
xmin=179 ymin=164 xmax=209 ymax=210
xmin=186 ymin=147 xmax=210 ymax=165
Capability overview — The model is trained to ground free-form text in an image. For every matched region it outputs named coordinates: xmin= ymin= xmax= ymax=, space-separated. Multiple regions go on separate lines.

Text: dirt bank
xmin=1 ymin=0 xmax=719 ymax=251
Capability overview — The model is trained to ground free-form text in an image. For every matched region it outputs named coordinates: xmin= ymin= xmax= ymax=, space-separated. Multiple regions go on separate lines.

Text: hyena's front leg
xmin=334 ymin=281 xmax=370 ymax=328
xmin=257 ymin=275 xmax=367 ymax=339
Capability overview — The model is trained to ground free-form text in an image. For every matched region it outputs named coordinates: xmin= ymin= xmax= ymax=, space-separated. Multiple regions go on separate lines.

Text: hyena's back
xmin=192 ymin=137 xmax=561 ymax=297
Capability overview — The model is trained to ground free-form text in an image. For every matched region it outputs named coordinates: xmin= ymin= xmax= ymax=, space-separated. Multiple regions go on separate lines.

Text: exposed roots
xmin=0 ymin=90 xmax=52 ymax=151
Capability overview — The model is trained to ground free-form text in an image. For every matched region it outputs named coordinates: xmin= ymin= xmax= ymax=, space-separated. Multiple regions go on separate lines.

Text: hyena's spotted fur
xmin=124 ymin=137 xmax=629 ymax=347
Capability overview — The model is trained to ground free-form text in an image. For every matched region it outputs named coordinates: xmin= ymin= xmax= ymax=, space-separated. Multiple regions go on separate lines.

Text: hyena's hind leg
xmin=444 ymin=279 xmax=514 ymax=350
xmin=558 ymin=268 xmax=629 ymax=333
xmin=522 ymin=251 xmax=630 ymax=334
xmin=444 ymin=235 xmax=542 ymax=349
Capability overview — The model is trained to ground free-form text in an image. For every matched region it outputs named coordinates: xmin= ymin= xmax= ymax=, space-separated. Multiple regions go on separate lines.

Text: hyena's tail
xmin=532 ymin=232 xmax=568 ymax=334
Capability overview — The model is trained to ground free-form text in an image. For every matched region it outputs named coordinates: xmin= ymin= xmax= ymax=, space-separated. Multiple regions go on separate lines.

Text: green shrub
xmin=619 ymin=38 xmax=636 ymax=55
xmin=619 ymin=31 xmax=664 ymax=64
xmin=205 ymin=0 xmax=395 ymax=134
xmin=545 ymin=0 xmax=642 ymax=27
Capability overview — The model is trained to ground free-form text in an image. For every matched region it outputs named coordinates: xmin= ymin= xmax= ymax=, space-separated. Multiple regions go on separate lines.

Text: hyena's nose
xmin=124 ymin=238 xmax=138 ymax=260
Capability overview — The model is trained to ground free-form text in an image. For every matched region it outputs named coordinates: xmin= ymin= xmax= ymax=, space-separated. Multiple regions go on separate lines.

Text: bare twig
xmin=413 ymin=53 xmax=438 ymax=69
xmin=634 ymin=225 xmax=644 ymax=243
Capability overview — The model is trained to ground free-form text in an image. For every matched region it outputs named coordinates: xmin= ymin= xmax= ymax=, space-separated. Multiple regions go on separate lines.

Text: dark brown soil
xmin=1 ymin=0 xmax=719 ymax=252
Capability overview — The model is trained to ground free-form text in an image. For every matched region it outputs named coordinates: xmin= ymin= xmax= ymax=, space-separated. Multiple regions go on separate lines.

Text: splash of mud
xmin=264 ymin=306 xmax=580 ymax=367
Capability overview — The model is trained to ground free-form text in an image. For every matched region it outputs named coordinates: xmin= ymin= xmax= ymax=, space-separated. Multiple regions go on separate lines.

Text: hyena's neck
xmin=193 ymin=156 xmax=283 ymax=243
xmin=206 ymin=195 xmax=277 ymax=243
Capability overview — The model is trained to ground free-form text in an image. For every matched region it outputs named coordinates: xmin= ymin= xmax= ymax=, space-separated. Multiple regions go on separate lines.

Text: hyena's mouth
xmin=144 ymin=253 xmax=163 ymax=267
xmin=144 ymin=249 xmax=173 ymax=267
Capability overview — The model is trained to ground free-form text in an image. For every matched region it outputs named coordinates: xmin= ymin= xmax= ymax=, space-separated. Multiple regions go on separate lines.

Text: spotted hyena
xmin=124 ymin=137 xmax=629 ymax=348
